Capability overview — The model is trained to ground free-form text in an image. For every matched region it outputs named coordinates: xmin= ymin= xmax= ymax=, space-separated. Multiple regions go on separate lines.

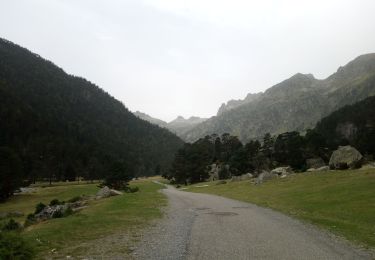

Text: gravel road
xmin=134 ymin=184 xmax=373 ymax=260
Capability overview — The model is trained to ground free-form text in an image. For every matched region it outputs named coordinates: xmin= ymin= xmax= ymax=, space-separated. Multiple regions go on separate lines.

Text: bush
xmin=126 ymin=186 xmax=139 ymax=193
xmin=1 ymin=219 xmax=21 ymax=231
xmin=63 ymin=208 xmax=74 ymax=217
xmin=24 ymin=214 xmax=36 ymax=227
xmin=0 ymin=232 xmax=35 ymax=259
xmin=49 ymin=199 xmax=64 ymax=206
xmin=51 ymin=210 xmax=63 ymax=219
xmin=34 ymin=203 xmax=46 ymax=214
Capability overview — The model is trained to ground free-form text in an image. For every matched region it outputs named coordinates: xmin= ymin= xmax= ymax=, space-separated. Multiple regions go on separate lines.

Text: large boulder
xmin=329 ymin=145 xmax=363 ymax=169
xmin=306 ymin=157 xmax=326 ymax=169
xmin=271 ymin=167 xmax=293 ymax=176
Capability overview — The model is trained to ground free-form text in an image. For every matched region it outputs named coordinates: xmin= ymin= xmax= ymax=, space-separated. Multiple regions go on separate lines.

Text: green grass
xmin=0 ymin=180 xmax=166 ymax=258
xmin=185 ymin=168 xmax=375 ymax=249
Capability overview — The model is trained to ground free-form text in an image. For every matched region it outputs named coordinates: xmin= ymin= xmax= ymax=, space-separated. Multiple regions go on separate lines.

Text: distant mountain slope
xmin=133 ymin=112 xmax=207 ymax=140
xmin=134 ymin=111 xmax=167 ymax=127
xmin=217 ymin=93 xmax=262 ymax=116
xmin=0 ymin=38 xmax=183 ymax=181
xmin=167 ymin=116 xmax=207 ymax=137
xmin=183 ymin=54 xmax=375 ymax=142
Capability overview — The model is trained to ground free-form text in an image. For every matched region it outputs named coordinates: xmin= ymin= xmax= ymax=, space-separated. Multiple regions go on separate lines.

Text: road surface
xmin=134 ymin=184 xmax=372 ymax=260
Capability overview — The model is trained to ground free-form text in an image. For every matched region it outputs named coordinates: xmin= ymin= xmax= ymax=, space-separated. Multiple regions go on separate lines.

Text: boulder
xmin=35 ymin=204 xmax=69 ymax=221
xmin=271 ymin=167 xmax=293 ymax=176
xmin=207 ymin=163 xmax=220 ymax=181
xmin=316 ymin=166 xmax=330 ymax=171
xmin=240 ymin=173 xmax=253 ymax=180
xmin=96 ymin=186 xmax=123 ymax=199
xmin=96 ymin=186 xmax=112 ymax=199
xmin=329 ymin=146 xmax=363 ymax=169
xmin=255 ymin=171 xmax=277 ymax=185
xmin=306 ymin=157 xmax=326 ymax=169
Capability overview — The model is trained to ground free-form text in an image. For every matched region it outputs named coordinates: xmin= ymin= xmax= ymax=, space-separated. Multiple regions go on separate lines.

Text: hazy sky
xmin=1 ymin=0 xmax=375 ymax=121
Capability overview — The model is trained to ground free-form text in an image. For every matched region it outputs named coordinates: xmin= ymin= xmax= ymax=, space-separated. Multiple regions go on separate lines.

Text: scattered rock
xmin=361 ymin=162 xmax=375 ymax=170
xmin=329 ymin=145 xmax=363 ymax=169
xmin=109 ymin=189 xmax=123 ymax=196
xmin=207 ymin=163 xmax=220 ymax=181
xmin=306 ymin=157 xmax=326 ymax=169
xmin=96 ymin=186 xmax=122 ymax=199
xmin=317 ymin=166 xmax=330 ymax=171
xmin=35 ymin=204 xmax=69 ymax=221
xmin=271 ymin=167 xmax=293 ymax=176
xmin=96 ymin=186 xmax=112 ymax=199
xmin=255 ymin=171 xmax=277 ymax=185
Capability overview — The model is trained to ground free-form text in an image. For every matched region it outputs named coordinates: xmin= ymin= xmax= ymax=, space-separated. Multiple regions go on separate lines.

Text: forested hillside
xmin=183 ymin=54 xmax=375 ymax=142
xmin=0 ymin=38 xmax=183 ymax=197
xmin=168 ymin=95 xmax=375 ymax=184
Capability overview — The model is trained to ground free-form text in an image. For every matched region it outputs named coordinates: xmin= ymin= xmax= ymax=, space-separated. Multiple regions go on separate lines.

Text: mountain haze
xmin=134 ymin=112 xmax=207 ymax=139
xmin=182 ymin=54 xmax=375 ymax=142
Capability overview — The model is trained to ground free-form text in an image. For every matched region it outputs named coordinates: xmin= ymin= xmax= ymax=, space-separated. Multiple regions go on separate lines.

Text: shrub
xmin=1 ymin=219 xmax=21 ymax=231
xmin=0 ymin=232 xmax=35 ymax=259
xmin=63 ymin=208 xmax=74 ymax=217
xmin=24 ymin=214 xmax=36 ymax=227
xmin=34 ymin=203 xmax=46 ymax=214
xmin=49 ymin=199 xmax=64 ymax=206
xmin=126 ymin=186 xmax=139 ymax=193
xmin=51 ymin=210 xmax=63 ymax=219
xmin=68 ymin=196 xmax=81 ymax=203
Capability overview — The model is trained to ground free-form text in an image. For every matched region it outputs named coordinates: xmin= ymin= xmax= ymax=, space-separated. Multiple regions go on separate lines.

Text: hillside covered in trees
xmin=0 ymin=38 xmax=183 ymax=199
xmin=167 ymin=95 xmax=375 ymax=184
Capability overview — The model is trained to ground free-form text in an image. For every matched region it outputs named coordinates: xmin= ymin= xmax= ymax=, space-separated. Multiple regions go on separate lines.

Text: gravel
xmin=134 ymin=185 xmax=374 ymax=260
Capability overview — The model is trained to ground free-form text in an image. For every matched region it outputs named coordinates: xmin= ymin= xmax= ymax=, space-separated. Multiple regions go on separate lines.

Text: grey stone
xmin=306 ymin=157 xmax=326 ymax=169
xmin=255 ymin=171 xmax=277 ymax=185
xmin=96 ymin=186 xmax=112 ymax=198
xmin=329 ymin=145 xmax=363 ymax=169
xmin=271 ymin=167 xmax=293 ymax=176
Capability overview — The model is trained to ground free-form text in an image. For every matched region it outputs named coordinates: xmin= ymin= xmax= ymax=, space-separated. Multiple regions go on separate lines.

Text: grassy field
xmin=185 ymin=168 xmax=375 ymax=249
xmin=0 ymin=179 xmax=166 ymax=258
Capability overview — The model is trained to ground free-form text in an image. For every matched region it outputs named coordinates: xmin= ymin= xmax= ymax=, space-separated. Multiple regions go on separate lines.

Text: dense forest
xmin=167 ymin=95 xmax=375 ymax=184
xmin=0 ymin=38 xmax=183 ymax=199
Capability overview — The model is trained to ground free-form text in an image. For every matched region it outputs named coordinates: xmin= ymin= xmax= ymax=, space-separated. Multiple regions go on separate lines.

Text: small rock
xmin=271 ymin=166 xmax=293 ymax=176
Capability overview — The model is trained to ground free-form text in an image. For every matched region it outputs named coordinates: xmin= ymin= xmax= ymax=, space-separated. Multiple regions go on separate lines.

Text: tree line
xmin=166 ymin=95 xmax=375 ymax=184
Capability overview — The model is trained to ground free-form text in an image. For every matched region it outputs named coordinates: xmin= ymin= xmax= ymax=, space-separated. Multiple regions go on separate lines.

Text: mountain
xmin=167 ymin=116 xmax=207 ymax=137
xmin=0 ymin=38 xmax=183 ymax=183
xmin=134 ymin=111 xmax=167 ymax=128
xmin=217 ymin=93 xmax=263 ymax=116
xmin=183 ymin=54 xmax=375 ymax=142
xmin=133 ymin=112 xmax=207 ymax=139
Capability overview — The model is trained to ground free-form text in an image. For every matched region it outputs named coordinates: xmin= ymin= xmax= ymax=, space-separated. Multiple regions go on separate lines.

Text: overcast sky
xmin=1 ymin=0 xmax=375 ymax=121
